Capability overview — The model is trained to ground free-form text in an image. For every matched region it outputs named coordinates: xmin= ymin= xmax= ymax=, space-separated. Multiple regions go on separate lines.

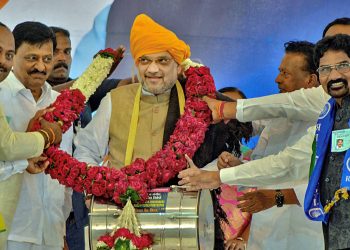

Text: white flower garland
xmin=71 ymin=54 xmax=115 ymax=100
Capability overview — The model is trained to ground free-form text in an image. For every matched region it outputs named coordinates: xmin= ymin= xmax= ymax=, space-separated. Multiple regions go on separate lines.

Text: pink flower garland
xmin=41 ymin=65 xmax=216 ymax=206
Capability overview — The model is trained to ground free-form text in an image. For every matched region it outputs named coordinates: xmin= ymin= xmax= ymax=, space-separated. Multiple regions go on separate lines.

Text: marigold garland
xmin=324 ymin=187 xmax=349 ymax=213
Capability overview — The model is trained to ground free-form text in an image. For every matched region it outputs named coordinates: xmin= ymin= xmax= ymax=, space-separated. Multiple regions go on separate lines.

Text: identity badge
xmin=331 ymin=128 xmax=350 ymax=152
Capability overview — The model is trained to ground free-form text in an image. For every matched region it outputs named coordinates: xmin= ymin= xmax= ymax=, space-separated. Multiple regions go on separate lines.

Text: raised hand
xmin=178 ymin=155 xmax=222 ymax=191
xmin=202 ymin=96 xmax=237 ymax=123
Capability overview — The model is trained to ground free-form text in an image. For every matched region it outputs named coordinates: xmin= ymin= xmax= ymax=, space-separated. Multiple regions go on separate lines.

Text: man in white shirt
xmin=215 ymin=41 xmax=323 ymax=249
xmin=0 ymin=21 xmax=73 ymax=250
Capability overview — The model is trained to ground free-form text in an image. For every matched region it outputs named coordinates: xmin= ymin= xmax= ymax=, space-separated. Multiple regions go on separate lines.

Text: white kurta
xmin=245 ymin=118 xmax=323 ymax=250
xmin=0 ymin=72 xmax=73 ymax=249
xmin=236 ymin=85 xmax=329 ymax=122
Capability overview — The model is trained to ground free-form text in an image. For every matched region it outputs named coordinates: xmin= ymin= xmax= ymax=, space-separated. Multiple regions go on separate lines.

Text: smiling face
xmin=12 ymin=41 xmax=54 ymax=91
xmin=0 ymin=26 xmax=15 ymax=82
xmin=136 ymin=51 xmax=181 ymax=95
xmin=319 ymin=50 xmax=350 ymax=104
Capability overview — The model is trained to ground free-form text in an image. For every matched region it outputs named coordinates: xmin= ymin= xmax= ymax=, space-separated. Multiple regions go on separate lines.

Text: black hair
xmin=314 ymin=34 xmax=350 ymax=69
xmin=0 ymin=21 xmax=9 ymax=30
xmin=218 ymin=86 xmax=247 ymax=99
xmin=322 ymin=17 xmax=350 ymax=38
xmin=284 ymin=41 xmax=316 ymax=74
xmin=12 ymin=21 xmax=56 ymax=52
xmin=50 ymin=26 xmax=70 ymax=38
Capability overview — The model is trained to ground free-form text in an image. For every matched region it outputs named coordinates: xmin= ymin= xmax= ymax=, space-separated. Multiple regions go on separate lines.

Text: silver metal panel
xmin=89 ymin=189 xmax=214 ymax=250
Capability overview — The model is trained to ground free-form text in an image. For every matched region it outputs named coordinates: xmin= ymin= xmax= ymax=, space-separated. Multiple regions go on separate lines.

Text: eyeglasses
xmin=316 ymin=62 xmax=350 ymax=77
xmin=138 ymin=56 xmax=174 ymax=66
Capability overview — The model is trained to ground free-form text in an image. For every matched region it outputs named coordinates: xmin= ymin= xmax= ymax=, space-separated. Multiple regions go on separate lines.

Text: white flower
xmin=71 ymin=55 xmax=114 ymax=100
xmin=96 ymin=241 xmax=108 ymax=249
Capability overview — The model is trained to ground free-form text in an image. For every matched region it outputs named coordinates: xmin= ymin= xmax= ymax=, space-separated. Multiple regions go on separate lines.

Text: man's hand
xmin=237 ymin=189 xmax=276 ymax=213
xmin=107 ymin=45 xmax=126 ymax=77
xmin=26 ymin=156 xmax=49 ymax=174
xmin=224 ymin=238 xmax=246 ymax=250
xmin=202 ymin=96 xmax=221 ymax=123
xmin=26 ymin=108 xmax=55 ymax=132
xmin=217 ymin=151 xmax=242 ymax=169
xmin=178 ymin=155 xmax=222 ymax=191
xmin=40 ymin=119 xmax=62 ymax=145
xmin=202 ymin=96 xmax=237 ymax=123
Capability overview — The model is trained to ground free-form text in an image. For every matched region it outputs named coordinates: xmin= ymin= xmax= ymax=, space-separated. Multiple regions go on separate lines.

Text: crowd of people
xmin=0 ymin=12 xmax=350 ymax=250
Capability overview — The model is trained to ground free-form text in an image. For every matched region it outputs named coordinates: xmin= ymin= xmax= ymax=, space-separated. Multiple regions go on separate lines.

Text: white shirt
xmin=219 ymin=86 xmax=330 ymax=185
xmin=236 ymin=85 xmax=329 ymax=122
xmin=73 ymin=93 xmax=111 ymax=165
xmin=244 ymin=118 xmax=323 ymax=250
xmin=0 ymin=72 xmax=73 ymax=247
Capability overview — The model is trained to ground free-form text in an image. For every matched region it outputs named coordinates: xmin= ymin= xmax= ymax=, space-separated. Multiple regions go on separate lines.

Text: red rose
xmin=114 ymin=228 xmax=132 ymax=240
xmin=91 ymin=180 xmax=106 ymax=197
xmin=66 ymin=176 xmax=75 ymax=187
xmin=98 ymin=235 xmax=114 ymax=248
xmin=69 ymin=166 xmax=80 ymax=179
xmin=87 ymin=167 xmax=99 ymax=179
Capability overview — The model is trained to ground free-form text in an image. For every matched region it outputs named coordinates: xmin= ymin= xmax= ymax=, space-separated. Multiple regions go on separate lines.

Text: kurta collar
xmin=141 ymin=86 xmax=171 ymax=104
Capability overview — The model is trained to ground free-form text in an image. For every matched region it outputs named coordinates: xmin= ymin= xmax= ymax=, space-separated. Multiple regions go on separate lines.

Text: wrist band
xmin=38 ymin=129 xmax=50 ymax=149
xmin=219 ymin=101 xmax=226 ymax=119
xmin=47 ymin=127 xmax=56 ymax=145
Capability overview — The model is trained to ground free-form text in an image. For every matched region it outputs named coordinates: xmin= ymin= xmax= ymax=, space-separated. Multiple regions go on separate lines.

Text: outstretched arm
xmin=203 ymin=86 xmax=329 ymax=124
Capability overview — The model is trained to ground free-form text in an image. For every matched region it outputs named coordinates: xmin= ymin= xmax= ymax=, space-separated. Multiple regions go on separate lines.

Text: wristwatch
xmin=275 ymin=189 xmax=284 ymax=207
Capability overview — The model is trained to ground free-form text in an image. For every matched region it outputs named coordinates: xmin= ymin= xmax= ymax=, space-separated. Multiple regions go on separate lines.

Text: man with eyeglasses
xmin=303 ymin=34 xmax=350 ymax=250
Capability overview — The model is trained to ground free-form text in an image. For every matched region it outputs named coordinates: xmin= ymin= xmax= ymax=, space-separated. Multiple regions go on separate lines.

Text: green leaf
xmin=120 ymin=187 xmax=141 ymax=204
xmin=114 ymin=238 xmax=131 ymax=250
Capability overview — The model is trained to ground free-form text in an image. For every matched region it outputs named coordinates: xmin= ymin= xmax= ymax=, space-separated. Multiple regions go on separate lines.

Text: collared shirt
xmin=319 ymin=95 xmax=350 ymax=250
xmin=0 ymin=72 xmax=73 ymax=247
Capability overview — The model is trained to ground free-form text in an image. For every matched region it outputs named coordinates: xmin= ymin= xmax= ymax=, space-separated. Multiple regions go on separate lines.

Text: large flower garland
xmin=34 ymin=51 xmax=216 ymax=249
xmin=44 ymin=65 xmax=216 ymax=206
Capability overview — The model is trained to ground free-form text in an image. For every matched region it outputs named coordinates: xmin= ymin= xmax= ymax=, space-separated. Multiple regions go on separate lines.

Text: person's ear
xmin=308 ymin=73 xmax=319 ymax=87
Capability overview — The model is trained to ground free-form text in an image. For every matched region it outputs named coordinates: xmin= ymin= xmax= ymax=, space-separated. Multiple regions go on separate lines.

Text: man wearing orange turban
xmin=74 ymin=13 xmax=196 ymax=169
xmin=74 ymin=15 xmax=248 ymax=249
xmin=130 ymin=14 xmax=191 ymax=65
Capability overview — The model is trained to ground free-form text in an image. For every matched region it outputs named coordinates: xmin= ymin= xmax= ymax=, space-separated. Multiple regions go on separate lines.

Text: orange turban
xmin=130 ymin=14 xmax=191 ymax=64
